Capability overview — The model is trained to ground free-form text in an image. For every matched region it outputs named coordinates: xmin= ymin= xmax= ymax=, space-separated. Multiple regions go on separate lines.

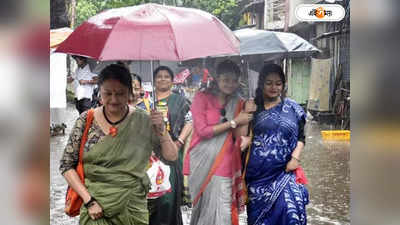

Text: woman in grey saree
xmin=183 ymin=60 xmax=254 ymax=225
xmin=60 ymin=64 xmax=178 ymax=225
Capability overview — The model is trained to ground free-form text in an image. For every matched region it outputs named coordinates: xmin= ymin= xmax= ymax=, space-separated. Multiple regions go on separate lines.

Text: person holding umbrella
xmin=183 ymin=60 xmax=255 ymax=225
xmin=244 ymin=63 xmax=309 ymax=225
xmin=60 ymin=64 xmax=178 ymax=225
xmin=148 ymin=65 xmax=192 ymax=225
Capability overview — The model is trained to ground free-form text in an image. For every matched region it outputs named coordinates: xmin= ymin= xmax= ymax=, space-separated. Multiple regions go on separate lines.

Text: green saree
xmin=149 ymin=93 xmax=191 ymax=225
xmin=79 ymin=109 xmax=160 ymax=225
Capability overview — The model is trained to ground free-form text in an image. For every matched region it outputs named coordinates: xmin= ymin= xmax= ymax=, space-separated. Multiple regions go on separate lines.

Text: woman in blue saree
xmin=245 ymin=63 xmax=309 ymax=225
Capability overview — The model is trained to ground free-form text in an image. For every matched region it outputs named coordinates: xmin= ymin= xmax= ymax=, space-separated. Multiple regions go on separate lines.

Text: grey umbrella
xmin=218 ymin=28 xmax=321 ymax=98
xmin=234 ymin=28 xmax=320 ymax=61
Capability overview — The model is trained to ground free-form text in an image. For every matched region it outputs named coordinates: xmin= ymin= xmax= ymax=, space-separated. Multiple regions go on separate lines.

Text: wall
xmin=287 ymin=58 xmax=311 ymax=105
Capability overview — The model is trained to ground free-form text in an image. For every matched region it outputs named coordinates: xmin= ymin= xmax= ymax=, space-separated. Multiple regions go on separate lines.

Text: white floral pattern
xmin=246 ymin=98 xmax=308 ymax=225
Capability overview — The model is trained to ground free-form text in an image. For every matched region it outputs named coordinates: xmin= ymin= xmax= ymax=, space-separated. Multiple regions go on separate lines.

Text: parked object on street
xmin=50 ymin=123 xmax=67 ymax=136
xmin=321 ymin=130 xmax=350 ymax=141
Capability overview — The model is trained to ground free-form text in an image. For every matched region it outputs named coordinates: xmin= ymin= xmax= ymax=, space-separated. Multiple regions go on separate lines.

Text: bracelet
xmin=291 ymin=156 xmax=301 ymax=162
xmin=84 ymin=197 xmax=97 ymax=208
xmin=177 ymin=138 xmax=185 ymax=145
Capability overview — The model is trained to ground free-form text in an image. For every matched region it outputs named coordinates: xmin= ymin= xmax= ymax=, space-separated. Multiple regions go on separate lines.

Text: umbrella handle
xmin=151 ymin=60 xmax=156 ymax=110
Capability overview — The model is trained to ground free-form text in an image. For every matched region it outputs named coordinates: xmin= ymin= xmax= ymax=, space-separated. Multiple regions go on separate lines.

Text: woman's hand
xmin=174 ymin=140 xmax=183 ymax=149
xmin=285 ymin=158 xmax=300 ymax=172
xmin=240 ymin=136 xmax=252 ymax=151
xmin=150 ymin=110 xmax=166 ymax=135
xmin=88 ymin=201 xmax=103 ymax=220
xmin=244 ymin=99 xmax=257 ymax=113
xmin=234 ymin=112 xmax=253 ymax=126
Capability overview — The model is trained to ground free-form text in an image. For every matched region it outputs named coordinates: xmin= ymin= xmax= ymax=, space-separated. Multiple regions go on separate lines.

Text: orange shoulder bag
xmin=64 ymin=109 xmax=94 ymax=217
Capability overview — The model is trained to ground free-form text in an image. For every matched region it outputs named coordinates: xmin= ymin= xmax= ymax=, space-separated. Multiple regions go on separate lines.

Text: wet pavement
xmin=50 ymin=105 xmax=350 ymax=225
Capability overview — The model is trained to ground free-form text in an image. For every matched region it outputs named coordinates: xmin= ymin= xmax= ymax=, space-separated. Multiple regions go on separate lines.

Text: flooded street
xmin=303 ymin=121 xmax=350 ymax=225
xmin=50 ymin=105 xmax=350 ymax=225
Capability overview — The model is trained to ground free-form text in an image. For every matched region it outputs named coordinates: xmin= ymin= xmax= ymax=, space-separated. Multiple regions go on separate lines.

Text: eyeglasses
xmin=220 ymin=108 xmax=228 ymax=123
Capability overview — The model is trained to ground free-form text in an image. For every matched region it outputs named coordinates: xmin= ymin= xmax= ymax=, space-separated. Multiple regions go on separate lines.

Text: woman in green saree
xmin=59 ymin=64 xmax=178 ymax=225
xmin=148 ymin=65 xmax=192 ymax=225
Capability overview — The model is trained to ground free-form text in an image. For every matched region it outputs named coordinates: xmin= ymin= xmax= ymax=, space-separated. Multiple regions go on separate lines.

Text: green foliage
xmin=181 ymin=0 xmax=240 ymax=30
xmin=74 ymin=0 xmax=147 ymax=27
xmin=74 ymin=0 xmax=240 ymax=29
xmin=66 ymin=89 xmax=75 ymax=103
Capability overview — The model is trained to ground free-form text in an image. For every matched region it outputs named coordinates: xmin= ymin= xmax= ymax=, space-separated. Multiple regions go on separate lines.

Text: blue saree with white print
xmin=245 ymin=98 xmax=309 ymax=225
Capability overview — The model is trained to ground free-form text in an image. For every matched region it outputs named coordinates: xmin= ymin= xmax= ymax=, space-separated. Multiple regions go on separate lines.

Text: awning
xmin=50 ymin=27 xmax=73 ymax=49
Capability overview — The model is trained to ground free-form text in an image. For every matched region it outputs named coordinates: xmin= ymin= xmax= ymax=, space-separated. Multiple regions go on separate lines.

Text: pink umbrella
xmin=55 ymin=3 xmax=240 ymax=61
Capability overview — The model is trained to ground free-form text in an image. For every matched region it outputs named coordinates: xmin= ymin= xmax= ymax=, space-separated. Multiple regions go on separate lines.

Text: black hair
xmin=131 ymin=73 xmax=142 ymax=87
xmin=205 ymin=59 xmax=241 ymax=95
xmin=98 ymin=64 xmax=132 ymax=93
xmin=153 ymin=65 xmax=174 ymax=81
xmin=71 ymin=55 xmax=87 ymax=62
xmin=216 ymin=59 xmax=241 ymax=77
xmin=254 ymin=63 xmax=286 ymax=113
xmin=116 ymin=61 xmax=130 ymax=72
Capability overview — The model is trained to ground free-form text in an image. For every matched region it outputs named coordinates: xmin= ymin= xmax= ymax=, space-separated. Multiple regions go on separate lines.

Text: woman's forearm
xmin=159 ymin=133 xmax=179 ymax=161
xmin=63 ymin=169 xmax=92 ymax=203
xmin=212 ymin=121 xmax=232 ymax=136
xmin=233 ymin=124 xmax=248 ymax=139
xmin=292 ymin=141 xmax=304 ymax=159
xmin=179 ymin=123 xmax=193 ymax=142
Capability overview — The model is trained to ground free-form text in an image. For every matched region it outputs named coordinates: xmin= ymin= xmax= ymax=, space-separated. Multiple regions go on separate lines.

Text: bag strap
xmin=78 ymin=109 xmax=94 ymax=164
xmin=193 ymin=100 xmax=244 ymax=206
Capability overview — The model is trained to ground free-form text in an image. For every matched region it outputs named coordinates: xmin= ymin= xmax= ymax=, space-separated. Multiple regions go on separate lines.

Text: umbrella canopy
xmin=56 ymin=3 xmax=239 ymax=61
xmin=233 ymin=28 xmax=320 ymax=61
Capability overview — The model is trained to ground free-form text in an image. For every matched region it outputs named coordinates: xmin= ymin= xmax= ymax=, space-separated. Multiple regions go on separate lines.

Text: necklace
xmin=264 ymin=97 xmax=282 ymax=110
xmin=103 ymin=105 xmax=129 ymax=137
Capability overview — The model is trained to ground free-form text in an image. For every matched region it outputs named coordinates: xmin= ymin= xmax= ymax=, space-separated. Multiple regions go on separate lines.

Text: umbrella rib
xmin=98 ymin=17 xmax=124 ymax=60
xmin=155 ymin=6 xmax=181 ymax=60
xmin=212 ymin=18 xmax=240 ymax=56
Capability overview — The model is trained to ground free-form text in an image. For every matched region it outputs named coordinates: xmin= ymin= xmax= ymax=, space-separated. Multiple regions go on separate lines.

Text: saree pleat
xmin=189 ymin=176 xmax=232 ymax=225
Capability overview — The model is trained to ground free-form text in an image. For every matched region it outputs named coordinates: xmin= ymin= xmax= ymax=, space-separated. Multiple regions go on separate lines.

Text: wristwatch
xmin=230 ymin=120 xmax=237 ymax=129
xmin=84 ymin=196 xmax=97 ymax=208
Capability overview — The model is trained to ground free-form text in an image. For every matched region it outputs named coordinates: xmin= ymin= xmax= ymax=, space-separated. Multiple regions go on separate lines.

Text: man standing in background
xmin=67 ymin=55 xmax=98 ymax=114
